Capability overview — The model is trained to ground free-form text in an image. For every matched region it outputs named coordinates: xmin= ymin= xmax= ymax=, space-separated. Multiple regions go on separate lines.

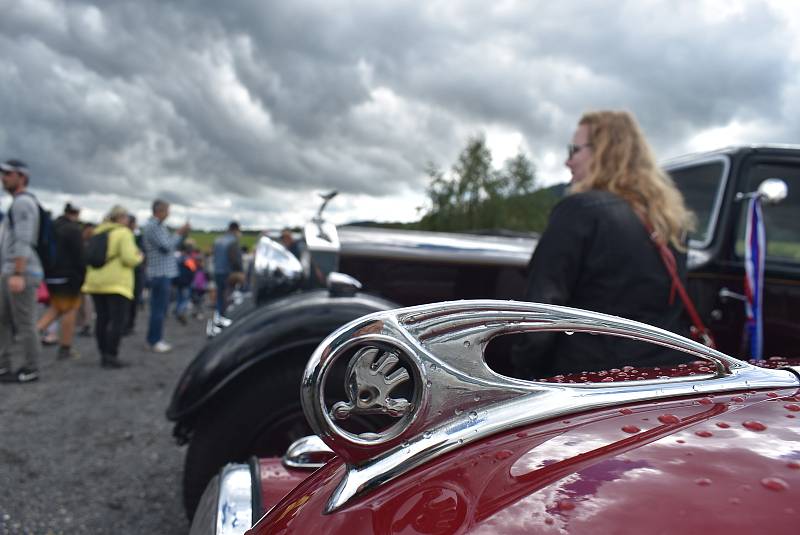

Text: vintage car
xmin=188 ymin=300 xmax=800 ymax=534
xmin=170 ymin=144 xmax=800 ymax=518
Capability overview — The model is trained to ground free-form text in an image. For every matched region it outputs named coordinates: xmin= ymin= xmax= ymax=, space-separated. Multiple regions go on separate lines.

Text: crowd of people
xmin=0 ymin=162 xmax=249 ymax=383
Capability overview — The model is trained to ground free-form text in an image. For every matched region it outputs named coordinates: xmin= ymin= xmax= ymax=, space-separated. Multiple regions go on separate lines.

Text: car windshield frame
xmin=665 ymin=154 xmax=731 ymax=249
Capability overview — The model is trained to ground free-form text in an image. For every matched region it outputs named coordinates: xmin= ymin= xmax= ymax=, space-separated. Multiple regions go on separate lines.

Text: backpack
xmin=8 ymin=192 xmax=57 ymax=277
xmin=86 ymin=229 xmax=114 ymax=268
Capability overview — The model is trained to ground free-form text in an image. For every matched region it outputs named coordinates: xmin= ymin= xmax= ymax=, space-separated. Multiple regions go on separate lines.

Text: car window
xmin=668 ymin=161 xmax=726 ymax=245
xmin=734 ymin=162 xmax=800 ymax=262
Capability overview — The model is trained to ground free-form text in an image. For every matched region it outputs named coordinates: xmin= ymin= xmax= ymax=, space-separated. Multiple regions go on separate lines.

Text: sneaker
xmin=150 ymin=341 xmax=173 ymax=353
xmin=0 ymin=367 xmax=40 ymax=383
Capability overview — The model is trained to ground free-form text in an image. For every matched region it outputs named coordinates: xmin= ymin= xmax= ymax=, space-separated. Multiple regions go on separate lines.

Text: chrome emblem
xmin=331 ymin=347 xmax=413 ymax=420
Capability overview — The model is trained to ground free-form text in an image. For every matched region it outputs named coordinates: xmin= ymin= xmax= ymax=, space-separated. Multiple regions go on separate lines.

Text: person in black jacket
xmin=511 ymin=110 xmax=696 ymax=378
xmin=36 ymin=203 xmax=87 ymax=360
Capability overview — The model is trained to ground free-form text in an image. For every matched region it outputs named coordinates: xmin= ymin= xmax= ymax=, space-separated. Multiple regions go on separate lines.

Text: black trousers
xmin=91 ymin=294 xmax=130 ymax=358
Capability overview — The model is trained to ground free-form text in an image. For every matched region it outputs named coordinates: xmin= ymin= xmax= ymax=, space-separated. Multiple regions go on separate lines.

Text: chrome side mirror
xmin=757 ymin=178 xmax=788 ymax=205
xmin=736 ymin=178 xmax=788 ymax=205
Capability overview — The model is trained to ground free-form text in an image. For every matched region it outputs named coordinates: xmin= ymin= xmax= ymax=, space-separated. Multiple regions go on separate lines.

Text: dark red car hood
xmin=250 ymin=364 xmax=800 ymax=534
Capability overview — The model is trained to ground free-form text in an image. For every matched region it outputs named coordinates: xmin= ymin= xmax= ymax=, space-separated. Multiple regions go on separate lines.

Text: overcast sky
xmin=1 ymin=0 xmax=798 ymax=230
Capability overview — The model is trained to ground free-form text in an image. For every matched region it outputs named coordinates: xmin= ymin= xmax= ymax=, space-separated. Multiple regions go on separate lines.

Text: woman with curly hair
xmin=512 ymin=110 xmax=696 ymax=377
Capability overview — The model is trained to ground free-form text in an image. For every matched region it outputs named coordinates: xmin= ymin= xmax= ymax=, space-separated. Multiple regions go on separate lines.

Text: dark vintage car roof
xmin=661 ymin=143 xmax=800 ymax=169
xmin=253 ymin=359 xmax=800 ymax=534
xmin=338 ymin=226 xmax=538 ymax=267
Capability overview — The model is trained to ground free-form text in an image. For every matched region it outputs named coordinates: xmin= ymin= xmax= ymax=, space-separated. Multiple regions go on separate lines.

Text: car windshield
xmin=668 ymin=160 xmax=727 ymax=245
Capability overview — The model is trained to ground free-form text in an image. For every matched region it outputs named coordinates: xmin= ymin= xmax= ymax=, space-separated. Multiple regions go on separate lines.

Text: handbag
xmin=643 ymin=220 xmax=716 ymax=348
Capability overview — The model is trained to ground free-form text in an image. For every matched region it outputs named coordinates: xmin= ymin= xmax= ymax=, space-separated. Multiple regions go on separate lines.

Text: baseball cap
xmin=0 ymin=159 xmax=29 ymax=175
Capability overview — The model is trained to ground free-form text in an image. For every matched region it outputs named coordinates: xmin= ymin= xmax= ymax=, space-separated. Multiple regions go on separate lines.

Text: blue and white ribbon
xmin=744 ymin=196 xmax=765 ymax=360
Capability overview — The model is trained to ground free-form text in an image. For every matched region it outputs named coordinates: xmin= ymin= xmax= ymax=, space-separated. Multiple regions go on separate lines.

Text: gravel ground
xmin=0 ymin=310 xmax=207 ymax=534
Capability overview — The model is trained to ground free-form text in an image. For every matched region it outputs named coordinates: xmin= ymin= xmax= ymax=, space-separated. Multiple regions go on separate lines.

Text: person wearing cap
xmin=0 ymin=159 xmax=44 ymax=383
xmin=212 ymin=221 xmax=243 ymax=317
xmin=35 ymin=202 xmax=87 ymax=360
xmin=141 ymin=199 xmax=190 ymax=353
xmin=81 ymin=205 xmax=143 ymax=368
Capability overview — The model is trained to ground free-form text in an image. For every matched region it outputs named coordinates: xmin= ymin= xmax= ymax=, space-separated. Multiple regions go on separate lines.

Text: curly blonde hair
xmin=570 ymin=110 xmax=695 ymax=250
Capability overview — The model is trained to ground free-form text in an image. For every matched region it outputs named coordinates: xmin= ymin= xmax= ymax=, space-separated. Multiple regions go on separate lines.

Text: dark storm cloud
xmin=0 ymin=0 xmax=797 ymax=227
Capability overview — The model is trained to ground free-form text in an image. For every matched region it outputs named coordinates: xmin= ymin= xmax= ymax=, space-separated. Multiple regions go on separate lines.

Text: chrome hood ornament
xmin=331 ymin=347 xmax=412 ymax=421
xmin=300 ymin=300 xmax=800 ymax=514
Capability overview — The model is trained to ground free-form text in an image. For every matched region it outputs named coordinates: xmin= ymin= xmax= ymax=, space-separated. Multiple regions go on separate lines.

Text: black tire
xmin=182 ymin=360 xmax=311 ymax=520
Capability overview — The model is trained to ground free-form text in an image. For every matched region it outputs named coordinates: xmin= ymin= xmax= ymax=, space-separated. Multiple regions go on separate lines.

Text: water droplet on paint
xmin=695 ymin=430 xmax=713 ymax=438
xmin=621 ymin=425 xmax=640 ymax=434
xmin=698 ymin=397 xmax=714 ymax=405
xmin=784 ymin=404 xmax=800 ymax=412
xmin=716 ymin=422 xmax=730 ymax=429
xmin=556 ymin=500 xmax=575 ymax=511
xmin=695 ymin=478 xmax=712 ymax=486
xmin=565 ymin=331 xmax=574 ymax=336
xmin=454 ymin=408 xmax=463 ymax=416
xmin=474 ymin=394 xmax=481 ymax=402
xmin=658 ymin=414 xmax=680 ymax=424
xmin=468 ymin=411 xmax=478 ymax=420
xmin=463 ymin=340 xmax=471 ymax=348
xmin=761 ymin=478 xmax=789 ymax=492
xmin=495 ymin=450 xmax=513 ymax=460
xmin=742 ymin=420 xmax=767 ymax=432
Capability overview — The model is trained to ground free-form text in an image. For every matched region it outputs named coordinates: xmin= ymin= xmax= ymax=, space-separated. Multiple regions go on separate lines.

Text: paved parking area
xmin=0 ymin=311 xmax=208 ymax=534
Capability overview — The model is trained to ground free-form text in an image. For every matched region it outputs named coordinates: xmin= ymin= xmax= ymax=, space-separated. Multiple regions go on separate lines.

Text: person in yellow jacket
xmin=81 ymin=205 xmax=143 ymax=368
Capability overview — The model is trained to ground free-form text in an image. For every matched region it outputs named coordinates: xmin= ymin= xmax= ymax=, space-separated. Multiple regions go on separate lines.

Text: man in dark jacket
xmin=36 ymin=202 xmax=87 ymax=360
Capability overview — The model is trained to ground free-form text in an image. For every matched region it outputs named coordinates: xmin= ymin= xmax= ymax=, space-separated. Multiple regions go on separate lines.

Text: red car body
xmin=189 ymin=301 xmax=800 ymax=535
xmin=252 ymin=369 xmax=799 ymax=534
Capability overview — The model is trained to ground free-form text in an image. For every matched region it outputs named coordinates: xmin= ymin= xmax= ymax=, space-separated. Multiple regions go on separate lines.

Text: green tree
xmin=419 ymin=134 xmax=552 ymax=233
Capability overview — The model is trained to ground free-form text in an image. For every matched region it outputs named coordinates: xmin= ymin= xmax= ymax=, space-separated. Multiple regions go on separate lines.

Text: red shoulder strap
xmin=643 ymin=220 xmax=716 ymax=348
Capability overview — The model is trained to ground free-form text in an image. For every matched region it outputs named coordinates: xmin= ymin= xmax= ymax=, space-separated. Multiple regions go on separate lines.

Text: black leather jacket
xmin=512 ymin=190 xmax=690 ymax=377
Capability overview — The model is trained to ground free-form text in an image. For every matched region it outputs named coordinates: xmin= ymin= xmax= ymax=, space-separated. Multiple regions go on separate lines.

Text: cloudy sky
xmin=1 ymin=0 xmax=798 ymax=230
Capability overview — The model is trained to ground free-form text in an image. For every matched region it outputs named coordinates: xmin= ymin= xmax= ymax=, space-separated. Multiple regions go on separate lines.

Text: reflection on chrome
xmin=300 ymin=300 xmax=800 ymax=513
xmin=253 ymin=235 xmax=303 ymax=283
xmin=283 ymin=435 xmax=335 ymax=470
xmin=189 ymin=463 xmax=253 ymax=535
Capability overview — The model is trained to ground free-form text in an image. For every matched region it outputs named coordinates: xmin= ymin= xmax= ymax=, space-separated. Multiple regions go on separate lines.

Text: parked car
xmin=188 ymin=300 xmax=800 ymax=535
xmin=170 ymin=144 xmax=800 ymax=518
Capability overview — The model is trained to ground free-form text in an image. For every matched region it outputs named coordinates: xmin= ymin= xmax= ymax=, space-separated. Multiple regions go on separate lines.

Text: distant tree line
xmin=404 ymin=135 xmax=561 ymax=234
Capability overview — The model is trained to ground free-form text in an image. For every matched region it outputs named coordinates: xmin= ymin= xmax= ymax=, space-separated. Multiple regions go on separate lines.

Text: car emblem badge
xmin=331 ymin=347 xmax=413 ymax=421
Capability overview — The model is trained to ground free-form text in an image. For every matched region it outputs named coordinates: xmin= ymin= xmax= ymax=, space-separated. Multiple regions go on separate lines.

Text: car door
xmin=730 ymin=154 xmax=800 ymax=358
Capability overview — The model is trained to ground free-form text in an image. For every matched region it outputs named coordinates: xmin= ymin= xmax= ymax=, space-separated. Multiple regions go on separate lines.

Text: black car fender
xmin=166 ymin=289 xmax=399 ymax=432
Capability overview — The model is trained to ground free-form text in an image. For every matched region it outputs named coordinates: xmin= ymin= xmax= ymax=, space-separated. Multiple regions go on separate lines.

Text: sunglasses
xmin=567 ymin=143 xmax=592 ymax=159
